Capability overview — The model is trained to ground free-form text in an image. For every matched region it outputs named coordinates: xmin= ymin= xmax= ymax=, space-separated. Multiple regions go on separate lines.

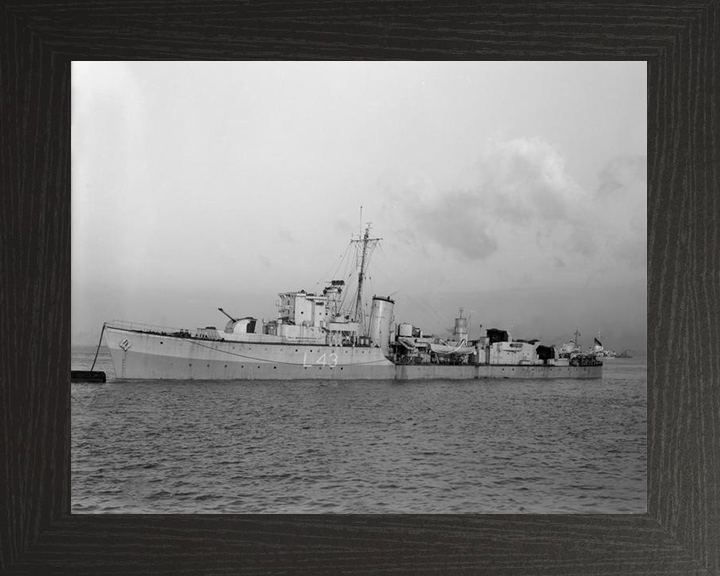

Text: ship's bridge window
xmin=510 ymin=342 xmax=523 ymax=348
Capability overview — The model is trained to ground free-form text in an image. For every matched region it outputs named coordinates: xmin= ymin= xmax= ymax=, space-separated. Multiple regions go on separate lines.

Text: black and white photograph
xmin=71 ymin=61 xmax=647 ymax=514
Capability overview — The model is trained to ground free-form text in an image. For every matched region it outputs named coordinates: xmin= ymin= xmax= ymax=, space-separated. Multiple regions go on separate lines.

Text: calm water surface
xmin=72 ymin=346 xmax=646 ymax=513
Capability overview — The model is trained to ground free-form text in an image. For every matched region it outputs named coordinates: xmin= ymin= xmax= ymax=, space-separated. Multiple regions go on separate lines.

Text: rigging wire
xmin=374 ymin=242 xmax=448 ymax=332
xmin=313 ymin=242 xmax=352 ymax=292
xmin=332 ymin=243 xmax=353 ymax=281
xmin=348 ymin=236 xmax=379 ymax=327
xmin=337 ymin=245 xmax=356 ymax=313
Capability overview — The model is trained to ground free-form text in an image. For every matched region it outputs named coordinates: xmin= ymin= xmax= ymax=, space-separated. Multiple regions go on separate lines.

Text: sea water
xmin=72 ymin=346 xmax=646 ymax=513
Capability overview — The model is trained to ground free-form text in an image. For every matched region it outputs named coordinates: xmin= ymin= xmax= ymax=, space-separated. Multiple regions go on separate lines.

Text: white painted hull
xmin=105 ymin=327 xmax=602 ymax=380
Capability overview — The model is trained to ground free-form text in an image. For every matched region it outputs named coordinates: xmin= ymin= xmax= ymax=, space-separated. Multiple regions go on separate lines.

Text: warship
xmin=103 ymin=225 xmax=602 ymax=381
xmin=590 ymin=336 xmax=619 ymax=358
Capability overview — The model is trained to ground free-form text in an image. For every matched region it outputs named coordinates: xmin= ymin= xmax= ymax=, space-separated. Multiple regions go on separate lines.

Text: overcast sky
xmin=72 ymin=62 xmax=646 ymax=351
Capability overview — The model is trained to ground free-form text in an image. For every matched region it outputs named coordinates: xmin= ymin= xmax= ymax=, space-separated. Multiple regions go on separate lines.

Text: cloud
xmin=389 ymin=138 xmax=646 ymax=285
xmin=595 ymin=155 xmax=647 ymax=267
xmin=403 ymin=189 xmax=497 ymax=261
xmin=596 ymin=155 xmax=647 ymax=197
xmin=394 ymin=137 xmax=590 ymax=261
xmin=481 ymin=137 xmax=578 ymax=224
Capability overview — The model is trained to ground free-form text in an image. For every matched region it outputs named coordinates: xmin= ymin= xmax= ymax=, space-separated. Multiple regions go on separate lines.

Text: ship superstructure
xmin=104 ymin=225 xmax=602 ymax=380
xmin=589 ymin=336 xmax=619 ymax=358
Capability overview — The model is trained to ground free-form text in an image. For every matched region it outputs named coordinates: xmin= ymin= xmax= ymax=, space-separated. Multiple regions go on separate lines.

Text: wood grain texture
xmin=1 ymin=1 xmax=717 ymax=574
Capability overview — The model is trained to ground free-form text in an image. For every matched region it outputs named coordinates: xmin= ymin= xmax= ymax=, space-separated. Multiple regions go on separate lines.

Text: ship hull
xmin=105 ymin=327 xmax=602 ymax=380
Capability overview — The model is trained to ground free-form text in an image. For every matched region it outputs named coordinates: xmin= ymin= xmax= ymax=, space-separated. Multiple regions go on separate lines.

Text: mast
xmin=573 ymin=328 xmax=581 ymax=348
xmin=351 ymin=222 xmax=381 ymax=335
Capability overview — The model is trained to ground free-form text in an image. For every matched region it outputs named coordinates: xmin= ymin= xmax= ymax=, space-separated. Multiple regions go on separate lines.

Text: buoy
xmin=71 ymin=370 xmax=106 ymax=383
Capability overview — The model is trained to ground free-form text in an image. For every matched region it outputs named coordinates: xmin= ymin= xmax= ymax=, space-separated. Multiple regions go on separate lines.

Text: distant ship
xmin=103 ymin=225 xmax=602 ymax=380
xmin=589 ymin=336 xmax=627 ymax=359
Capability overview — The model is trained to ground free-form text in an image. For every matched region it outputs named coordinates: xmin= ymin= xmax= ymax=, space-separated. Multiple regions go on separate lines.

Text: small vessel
xmin=590 ymin=336 xmax=619 ymax=358
xmin=103 ymin=225 xmax=602 ymax=380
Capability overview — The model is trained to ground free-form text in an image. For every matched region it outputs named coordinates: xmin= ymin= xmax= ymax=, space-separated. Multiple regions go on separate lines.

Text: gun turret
xmin=218 ymin=307 xmax=238 ymax=322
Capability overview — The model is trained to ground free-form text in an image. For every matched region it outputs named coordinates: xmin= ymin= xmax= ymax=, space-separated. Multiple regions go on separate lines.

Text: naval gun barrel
xmin=218 ymin=307 xmax=238 ymax=322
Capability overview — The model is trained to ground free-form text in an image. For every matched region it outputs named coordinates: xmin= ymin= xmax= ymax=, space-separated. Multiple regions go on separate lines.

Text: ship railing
xmin=106 ymin=319 xmax=202 ymax=337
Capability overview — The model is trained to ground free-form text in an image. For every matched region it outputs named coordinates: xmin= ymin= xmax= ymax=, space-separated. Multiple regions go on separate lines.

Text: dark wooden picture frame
xmin=2 ymin=2 xmax=717 ymax=574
